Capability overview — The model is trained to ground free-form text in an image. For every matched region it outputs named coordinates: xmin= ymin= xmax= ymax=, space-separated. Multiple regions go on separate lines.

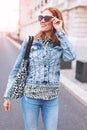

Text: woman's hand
xmin=3 ymin=99 xmax=11 ymax=112
xmin=52 ymin=17 xmax=63 ymax=31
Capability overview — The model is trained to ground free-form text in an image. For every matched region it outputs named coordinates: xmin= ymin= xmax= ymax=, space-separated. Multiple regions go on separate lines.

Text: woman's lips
xmin=40 ymin=24 xmax=47 ymax=27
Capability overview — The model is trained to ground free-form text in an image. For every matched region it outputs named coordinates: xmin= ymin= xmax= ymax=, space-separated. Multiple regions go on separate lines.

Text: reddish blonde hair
xmin=34 ymin=7 xmax=65 ymax=44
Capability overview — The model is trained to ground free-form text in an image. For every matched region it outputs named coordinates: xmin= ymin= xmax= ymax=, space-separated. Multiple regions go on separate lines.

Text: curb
xmin=61 ymin=74 xmax=87 ymax=107
xmin=6 ymin=37 xmax=21 ymax=49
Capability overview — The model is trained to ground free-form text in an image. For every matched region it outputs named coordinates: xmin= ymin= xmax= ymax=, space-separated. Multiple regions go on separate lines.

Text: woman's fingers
xmin=3 ymin=99 xmax=11 ymax=112
xmin=52 ymin=17 xmax=62 ymax=24
xmin=51 ymin=17 xmax=63 ymax=31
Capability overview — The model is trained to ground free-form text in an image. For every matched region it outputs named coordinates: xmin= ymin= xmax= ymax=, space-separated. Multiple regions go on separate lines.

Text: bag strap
xmin=24 ymin=36 xmax=34 ymax=59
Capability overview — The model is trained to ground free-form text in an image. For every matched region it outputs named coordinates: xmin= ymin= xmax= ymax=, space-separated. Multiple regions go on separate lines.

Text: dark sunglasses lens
xmin=44 ymin=16 xmax=52 ymax=22
xmin=38 ymin=15 xmax=43 ymax=21
xmin=38 ymin=15 xmax=52 ymax=22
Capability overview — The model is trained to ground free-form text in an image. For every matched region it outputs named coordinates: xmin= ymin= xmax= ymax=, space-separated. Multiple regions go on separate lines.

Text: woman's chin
xmin=40 ymin=28 xmax=50 ymax=32
xmin=40 ymin=28 xmax=46 ymax=32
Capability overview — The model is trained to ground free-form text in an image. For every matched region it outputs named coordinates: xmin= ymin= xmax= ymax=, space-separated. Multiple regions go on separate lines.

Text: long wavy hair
xmin=34 ymin=7 xmax=65 ymax=45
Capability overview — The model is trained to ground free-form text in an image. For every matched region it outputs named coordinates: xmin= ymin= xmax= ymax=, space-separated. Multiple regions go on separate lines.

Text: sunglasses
xmin=38 ymin=15 xmax=53 ymax=22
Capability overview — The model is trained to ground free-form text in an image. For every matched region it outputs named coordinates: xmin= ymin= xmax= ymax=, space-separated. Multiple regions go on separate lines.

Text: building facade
xmin=18 ymin=0 xmax=87 ymax=46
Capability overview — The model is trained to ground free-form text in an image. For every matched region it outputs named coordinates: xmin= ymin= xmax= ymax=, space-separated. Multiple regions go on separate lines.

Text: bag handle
xmin=24 ymin=36 xmax=34 ymax=59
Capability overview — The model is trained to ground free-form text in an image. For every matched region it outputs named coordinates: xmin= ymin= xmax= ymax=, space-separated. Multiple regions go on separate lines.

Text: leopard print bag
xmin=10 ymin=36 xmax=34 ymax=99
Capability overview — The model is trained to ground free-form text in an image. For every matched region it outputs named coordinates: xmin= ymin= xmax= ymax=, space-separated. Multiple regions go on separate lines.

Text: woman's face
xmin=38 ymin=10 xmax=53 ymax=32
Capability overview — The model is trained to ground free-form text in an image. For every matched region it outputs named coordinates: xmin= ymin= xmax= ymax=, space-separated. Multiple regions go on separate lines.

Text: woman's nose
xmin=41 ymin=18 xmax=45 ymax=22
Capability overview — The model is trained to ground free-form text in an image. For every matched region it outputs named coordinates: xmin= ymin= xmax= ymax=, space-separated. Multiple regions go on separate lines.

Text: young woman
xmin=3 ymin=7 xmax=76 ymax=130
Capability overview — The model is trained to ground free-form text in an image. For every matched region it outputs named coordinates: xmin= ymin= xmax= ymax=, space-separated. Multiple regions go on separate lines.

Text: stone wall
xmin=68 ymin=6 xmax=87 ymax=37
xmin=59 ymin=0 xmax=87 ymax=45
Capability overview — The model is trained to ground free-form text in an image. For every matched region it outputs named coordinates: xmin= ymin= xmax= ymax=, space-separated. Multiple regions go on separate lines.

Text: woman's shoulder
xmin=20 ymin=37 xmax=28 ymax=50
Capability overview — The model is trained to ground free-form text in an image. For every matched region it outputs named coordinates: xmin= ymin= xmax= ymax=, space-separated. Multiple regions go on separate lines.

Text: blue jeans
xmin=21 ymin=96 xmax=59 ymax=130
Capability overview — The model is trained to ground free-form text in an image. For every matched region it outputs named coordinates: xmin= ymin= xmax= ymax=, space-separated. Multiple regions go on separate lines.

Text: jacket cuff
xmin=56 ymin=30 xmax=65 ymax=38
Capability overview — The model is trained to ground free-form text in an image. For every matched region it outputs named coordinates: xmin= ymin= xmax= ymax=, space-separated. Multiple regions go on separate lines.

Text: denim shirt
xmin=4 ymin=30 xmax=76 ymax=98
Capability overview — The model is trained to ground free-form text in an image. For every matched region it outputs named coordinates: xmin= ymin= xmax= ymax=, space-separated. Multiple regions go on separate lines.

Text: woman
xmin=3 ymin=7 xmax=76 ymax=130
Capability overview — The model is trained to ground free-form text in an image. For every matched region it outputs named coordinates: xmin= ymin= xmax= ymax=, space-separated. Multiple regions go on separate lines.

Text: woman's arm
xmin=4 ymin=39 xmax=28 ymax=98
xmin=56 ymin=30 xmax=77 ymax=62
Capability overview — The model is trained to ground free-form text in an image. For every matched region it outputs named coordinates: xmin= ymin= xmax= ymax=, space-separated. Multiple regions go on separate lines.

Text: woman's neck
xmin=44 ymin=30 xmax=52 ymax=39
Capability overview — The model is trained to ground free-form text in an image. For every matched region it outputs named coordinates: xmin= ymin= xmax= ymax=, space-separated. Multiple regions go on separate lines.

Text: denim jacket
xmin=4 ymin=30 xmax=76 ymax=98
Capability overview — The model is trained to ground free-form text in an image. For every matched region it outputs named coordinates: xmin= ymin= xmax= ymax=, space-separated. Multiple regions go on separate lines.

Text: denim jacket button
xmin=42 ymin=81 xmax=47 ymax=84
xmin=44 ymin=65 xmax=46 ymax=67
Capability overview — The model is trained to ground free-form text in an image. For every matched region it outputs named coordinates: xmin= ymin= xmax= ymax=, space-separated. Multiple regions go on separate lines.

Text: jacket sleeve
xmin=56 ymin=30 xmax=77 ymax=62
xmin=4 ymin=38 xmax=28 ymax=98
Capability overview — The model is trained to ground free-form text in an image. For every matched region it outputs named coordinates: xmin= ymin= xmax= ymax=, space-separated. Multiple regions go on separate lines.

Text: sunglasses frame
xmin=38 ymin=15 xmax=53 ymax=22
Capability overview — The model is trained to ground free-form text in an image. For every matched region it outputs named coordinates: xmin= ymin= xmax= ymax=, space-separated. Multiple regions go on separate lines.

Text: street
xmin=0 ymin=37 xmax=87 ymax=130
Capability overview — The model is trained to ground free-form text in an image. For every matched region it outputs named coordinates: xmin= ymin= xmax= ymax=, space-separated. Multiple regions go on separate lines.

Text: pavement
xmin=61 ymin=44 xmax=87 ymax=107
xmin=7 ymin=37 xmax=87 ymax=107
xmin=61 ymin=66 xmax=87 ymax=107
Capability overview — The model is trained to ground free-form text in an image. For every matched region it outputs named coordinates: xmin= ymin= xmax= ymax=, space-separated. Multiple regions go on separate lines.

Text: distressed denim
xmin=21 ymin=96 xmax=59 ymax=130
xmin=4 ymin=30 xmax=76 ymax=98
